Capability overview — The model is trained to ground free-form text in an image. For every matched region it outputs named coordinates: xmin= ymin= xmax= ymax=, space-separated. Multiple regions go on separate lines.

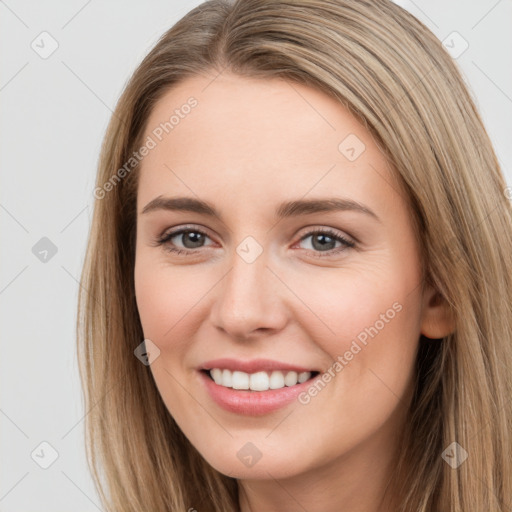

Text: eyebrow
xmin=141 ymin=195 xmax=380 ymax=222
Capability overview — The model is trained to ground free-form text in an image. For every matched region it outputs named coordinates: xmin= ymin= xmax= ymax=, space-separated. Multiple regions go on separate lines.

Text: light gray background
xmin=1 ymin=1 xmax=511 ymax=510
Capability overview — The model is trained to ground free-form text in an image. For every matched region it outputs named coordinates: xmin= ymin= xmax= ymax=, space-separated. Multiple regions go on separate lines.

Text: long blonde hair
xmin=77 ymin=1 xmax=512 ymax=510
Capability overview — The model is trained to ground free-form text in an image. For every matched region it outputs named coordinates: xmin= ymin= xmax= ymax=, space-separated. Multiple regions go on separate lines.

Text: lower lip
xmin=198 ymin=370 xmax=317 ymax=415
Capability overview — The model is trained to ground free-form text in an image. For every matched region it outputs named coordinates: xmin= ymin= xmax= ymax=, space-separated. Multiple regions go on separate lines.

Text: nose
xmin=209 ymin=248 xmax=288 ymax=340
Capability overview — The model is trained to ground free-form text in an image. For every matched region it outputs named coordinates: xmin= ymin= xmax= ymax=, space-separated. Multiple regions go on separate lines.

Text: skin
xmin=134 ymin=71 xmax=454 ymax=512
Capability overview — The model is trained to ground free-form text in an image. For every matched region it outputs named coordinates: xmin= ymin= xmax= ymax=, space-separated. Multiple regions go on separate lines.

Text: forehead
xmin=137 ymin=72 xmax=401 ymax=218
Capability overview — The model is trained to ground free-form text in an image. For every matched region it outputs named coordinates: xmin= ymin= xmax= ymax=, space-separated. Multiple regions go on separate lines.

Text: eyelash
xmin=154 ymin=225 xmax=356 ymax=258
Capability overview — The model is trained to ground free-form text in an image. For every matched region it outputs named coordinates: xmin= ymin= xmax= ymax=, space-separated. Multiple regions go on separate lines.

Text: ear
xmin=420 ymin=284 xmax=456 ymax=339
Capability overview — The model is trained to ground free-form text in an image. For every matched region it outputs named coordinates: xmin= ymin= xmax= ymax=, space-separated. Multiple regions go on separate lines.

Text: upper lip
xmin=199 ymin=358 xmax=318 ymax=374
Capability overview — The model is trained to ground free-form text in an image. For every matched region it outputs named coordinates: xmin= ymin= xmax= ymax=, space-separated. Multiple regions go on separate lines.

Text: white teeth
xmin=208 ymin=368 xmax=313 ymax=391
xmin=249 ymin=371 xmax=269 ymax=391
xmin=269 ymin=371 xmax=285 ymax=389
xmin=232 ymin=370 xmax=249 ymax=389
xmin=298 ymin=371 xmax=310 ymax=383
xmin=284 ymin=371 xmax=298 ymax=386
xmin=211 ymin=368 xmax=223 ymax=385
xmin=222 ymin=369 xmax=232 ymax=387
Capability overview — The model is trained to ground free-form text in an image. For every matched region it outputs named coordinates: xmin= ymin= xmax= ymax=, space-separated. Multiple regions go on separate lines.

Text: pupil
xmin=312 ymin=234 xmax=335 ymax=251
xmin=184 ymin=231 xmax=204 ymax=248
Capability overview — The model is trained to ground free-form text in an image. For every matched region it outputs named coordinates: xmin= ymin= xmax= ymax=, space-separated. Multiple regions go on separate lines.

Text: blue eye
xmin=154 ymin=226 xmax=355 ymax=257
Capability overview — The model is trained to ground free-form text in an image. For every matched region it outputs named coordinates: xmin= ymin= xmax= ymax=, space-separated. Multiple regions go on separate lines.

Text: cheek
xmin=134 ymin=254 xmax=208 ymax=419
xmin=291 ymin=260 xmax=417 ymax=357
xmin=134 ymin=251 xmax=206 ymax=345
xmin=294 ymin=259 xmax=422 ymax=408
xmin=286 ymin=280 xmax=421 ymax=463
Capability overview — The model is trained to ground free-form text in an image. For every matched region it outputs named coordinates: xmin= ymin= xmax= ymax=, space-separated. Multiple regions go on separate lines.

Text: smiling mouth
xmin=201 ymin=368 xmax=320 ymax=392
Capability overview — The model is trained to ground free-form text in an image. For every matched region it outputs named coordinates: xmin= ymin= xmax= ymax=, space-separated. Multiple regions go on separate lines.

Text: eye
xmin=295 ymin=228 xmax=355 ymax=258
xmin=153 ymin=225 xmax=356 ymax=258
xmin=154 ymin=226 xmax=214 ymax=256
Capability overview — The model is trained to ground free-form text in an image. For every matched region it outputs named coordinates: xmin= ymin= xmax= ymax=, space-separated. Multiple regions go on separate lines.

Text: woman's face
xmin=134 ymin=72 xmax=436 ymax=484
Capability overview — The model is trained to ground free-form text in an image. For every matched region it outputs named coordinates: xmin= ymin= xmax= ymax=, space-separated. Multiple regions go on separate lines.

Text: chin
xmin=197 ymin=440 xmax=309 ymax=480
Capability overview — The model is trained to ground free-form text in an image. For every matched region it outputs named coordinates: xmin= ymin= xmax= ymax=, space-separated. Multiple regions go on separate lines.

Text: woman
xmin=78 ymin=0 xmax=512 ymax=510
